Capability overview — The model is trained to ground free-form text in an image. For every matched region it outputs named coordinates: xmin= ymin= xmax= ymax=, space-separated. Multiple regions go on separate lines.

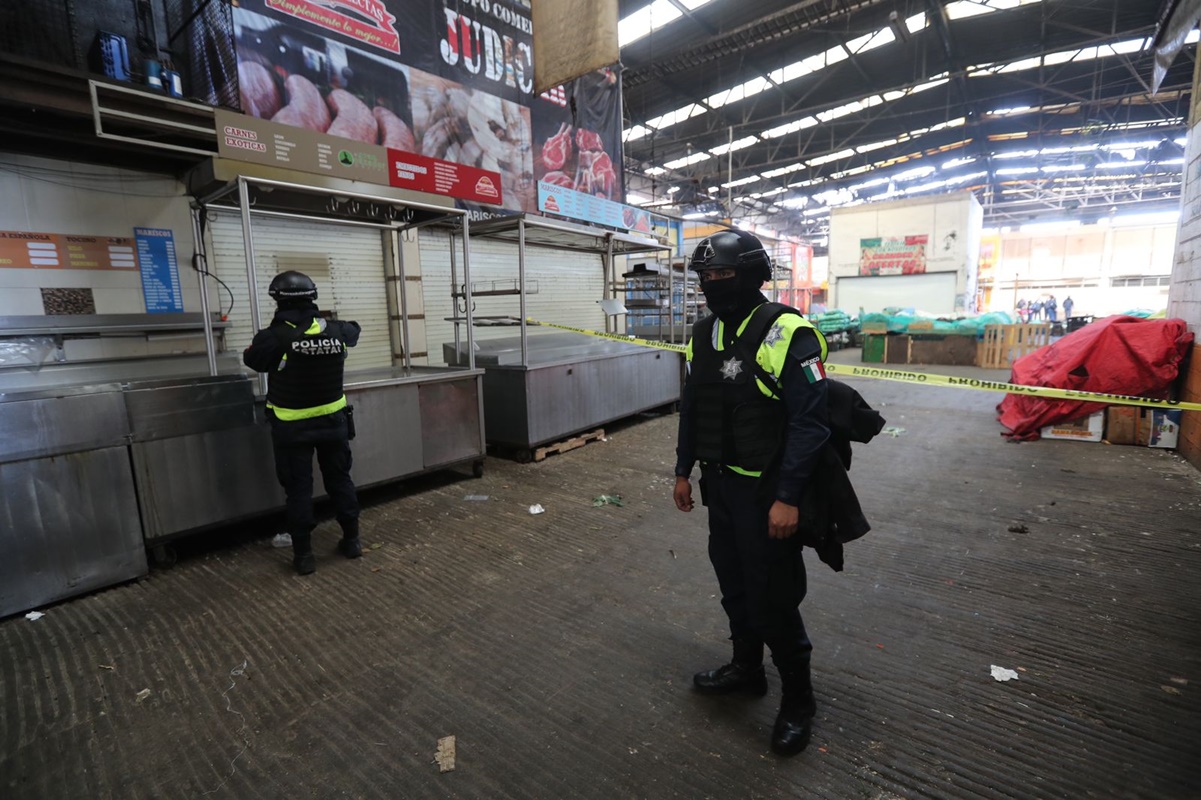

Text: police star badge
xmin=720 ymin=357 xmax=743 ymax=380
xmin=763 ymin=322 xmax=785 ymax=348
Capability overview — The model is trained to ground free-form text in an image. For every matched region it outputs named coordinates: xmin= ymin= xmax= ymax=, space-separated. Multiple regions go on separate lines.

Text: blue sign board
xmin=134 ymin=227 xmax=183 ymax=313
xmin=537 ymin=182 xmax=667 ymax=236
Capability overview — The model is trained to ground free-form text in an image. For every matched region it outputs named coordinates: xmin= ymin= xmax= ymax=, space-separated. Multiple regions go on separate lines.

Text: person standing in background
xmin=244 ymin=271 xmax=362 ymax=575
xmin=1063 ymin=296 xmax=1075 ymax=319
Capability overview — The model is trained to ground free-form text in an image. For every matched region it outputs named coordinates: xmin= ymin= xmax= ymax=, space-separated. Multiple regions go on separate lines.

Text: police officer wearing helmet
xmin=673 ymin=229 xmax=831 ymax=756
xmin=244 ymin=270 xmax=362 ymax=575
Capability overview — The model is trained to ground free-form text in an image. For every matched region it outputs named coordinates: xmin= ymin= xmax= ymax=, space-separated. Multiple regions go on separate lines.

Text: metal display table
xmin=445 ymin=331 xmax=680 ymax=456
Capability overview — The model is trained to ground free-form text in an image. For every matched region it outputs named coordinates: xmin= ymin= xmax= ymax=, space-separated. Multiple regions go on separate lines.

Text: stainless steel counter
xmin=1 ymin=366 xmax=486 ymax=616
xmin=443 ymin=332 xmax=681 ymax=451
xmin=0 ymin=383 xmax=148 ymax=618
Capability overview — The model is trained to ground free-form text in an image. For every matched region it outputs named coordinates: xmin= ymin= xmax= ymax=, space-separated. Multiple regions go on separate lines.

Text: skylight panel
xmin=944 ymin=1 xmax=996 ymax=21
xmin=618 ymin=0 xmax=718 ymax=47
xmin=708 ymin=76 xmax=772 ymax=109
xmin=807 ymin=148 xmax=856 ymax=166
xmin=762 ymin=163 xmax=806 ymax=178
xmin=721 ymin=174 xmax=763 ymax=189
xmin=663 ymin=152 xmax=713 ymax=169
xmin=762 ymin=117 xmax=819 ymax=138
xmin=710 ymin=136 xmax=759 ymax=156
xmin=645 ymin=104 xmax=706 ymax=129
xmin=857 ymin=139 xmax=899 ymax=154
xmin=624 ymin=126 xmax=652 ymax=142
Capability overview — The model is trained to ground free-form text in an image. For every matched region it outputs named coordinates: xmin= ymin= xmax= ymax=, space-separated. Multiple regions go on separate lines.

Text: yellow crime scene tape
xmin=525 ymin=318 xmax=1201 ymax=413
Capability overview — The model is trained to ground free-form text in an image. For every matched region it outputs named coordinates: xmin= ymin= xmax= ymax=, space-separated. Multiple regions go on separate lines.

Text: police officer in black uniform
xmin=244 ymin=270 xmax=362 ymax=575
xmin=673 ymin=229 xmax=831 ymax=756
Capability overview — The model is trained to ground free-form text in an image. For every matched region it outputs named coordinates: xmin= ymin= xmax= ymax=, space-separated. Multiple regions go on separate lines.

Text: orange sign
xmin=0 ymin=231 xmax=138 ymax=270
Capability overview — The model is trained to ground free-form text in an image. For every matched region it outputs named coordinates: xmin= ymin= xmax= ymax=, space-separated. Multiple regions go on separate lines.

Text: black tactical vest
xmin=689 ymin=303 xmax=797 ymax=471
xmin=266 ymin=317 xmax=348 ymax=413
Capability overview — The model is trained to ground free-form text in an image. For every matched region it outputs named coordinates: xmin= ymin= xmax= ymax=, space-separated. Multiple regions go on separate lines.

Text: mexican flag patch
xmin=800 ymin=356 xmax=826 ymax=383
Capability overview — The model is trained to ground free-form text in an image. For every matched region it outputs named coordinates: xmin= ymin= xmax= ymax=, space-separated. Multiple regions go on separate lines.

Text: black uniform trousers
xmin=701 ymin=464 xmax=812 ymax=667
xmin=271 ymin=410 xmax=359 ymax=538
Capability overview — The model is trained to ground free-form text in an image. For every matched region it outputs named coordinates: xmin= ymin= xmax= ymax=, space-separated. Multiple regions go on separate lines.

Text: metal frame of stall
xmin=192 ymin=175 xmax=484 ymax=378
xmin=449 ymin=214 xmax=681 ymax=458
xmin=107 ymin=175 xmax=490 ymax=554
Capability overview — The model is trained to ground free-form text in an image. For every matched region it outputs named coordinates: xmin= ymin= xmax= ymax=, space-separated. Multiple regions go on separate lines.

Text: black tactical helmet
xmin=268 ymin=270 xmax=318 ymax=302
xmin=688 ymin=229 xmax=771 ymax=282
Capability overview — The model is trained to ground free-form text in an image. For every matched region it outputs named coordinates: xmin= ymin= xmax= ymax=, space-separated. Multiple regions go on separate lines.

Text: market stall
xmin=0 ymin=174 xmax=486 ymax=614
xmin=441 ymin=214 xmax=680 ymax=458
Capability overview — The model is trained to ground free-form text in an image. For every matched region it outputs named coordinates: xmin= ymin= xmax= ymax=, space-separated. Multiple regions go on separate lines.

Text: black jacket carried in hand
xmin=759 ymin=379 xmax=885 ymax=571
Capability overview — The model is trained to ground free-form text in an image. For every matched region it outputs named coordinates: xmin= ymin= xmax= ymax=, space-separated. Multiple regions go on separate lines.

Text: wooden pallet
xmin=977 ymin=323 xmax=1051 ymax=369
xmin=532 ymin=429 xmax=605 ymax=462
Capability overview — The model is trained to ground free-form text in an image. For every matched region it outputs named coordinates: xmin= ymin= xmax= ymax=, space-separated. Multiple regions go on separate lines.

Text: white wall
xmin=828 ymin=191 xmax=981 ymax=314
xmin=1171 ymin=110 xmax=1201 ymax=331
xmin=0 ymin=153 xmax=197 ymax=316
xmin=987 ymin=223 xmax=1177 ymax=316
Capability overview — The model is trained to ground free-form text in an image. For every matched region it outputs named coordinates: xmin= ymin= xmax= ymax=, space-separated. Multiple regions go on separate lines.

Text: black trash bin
xmin=1065 ymin=315 xmax=1093 ymax=333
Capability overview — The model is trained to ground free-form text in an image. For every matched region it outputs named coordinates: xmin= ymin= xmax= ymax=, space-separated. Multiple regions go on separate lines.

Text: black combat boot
xmin=337 ymin=519 xmax=362 ymax=559
xmin=771 ymin=659 xmax=817 ymax=756
xmin=293 ymin=532 xmax=316 ymax=575
xmin=693 ymin=639 xmax=768 ymax=696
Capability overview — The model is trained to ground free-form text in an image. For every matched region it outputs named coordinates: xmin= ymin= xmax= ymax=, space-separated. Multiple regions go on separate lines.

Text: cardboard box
xmin=1104 ymin=406 xmax=1138 ymax=445
xmin=1137 ymin=409 xmax=1182 ymax=449
xmin=1041 ymin=411 xmax=1104 ymax=442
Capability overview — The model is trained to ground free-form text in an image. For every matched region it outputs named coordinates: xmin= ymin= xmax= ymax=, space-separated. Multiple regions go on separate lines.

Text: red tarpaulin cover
xmin=997 ymin=316 xmax=1194 ymax=440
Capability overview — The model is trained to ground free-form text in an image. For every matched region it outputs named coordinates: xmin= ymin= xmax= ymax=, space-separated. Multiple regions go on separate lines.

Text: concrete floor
xmin=3 ymin=355 xmax=1200 ymax=799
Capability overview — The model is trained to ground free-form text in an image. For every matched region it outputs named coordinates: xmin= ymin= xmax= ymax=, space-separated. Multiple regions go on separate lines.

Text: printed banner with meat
xmin=213 ymin=0 xmax=623 ymax=215
xmin=859 ymin=235 xmax=929 ymax=276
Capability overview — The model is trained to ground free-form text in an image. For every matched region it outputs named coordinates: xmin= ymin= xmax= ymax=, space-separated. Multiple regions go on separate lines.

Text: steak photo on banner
xmin=532 ymin=67 xmax=624 ymax=204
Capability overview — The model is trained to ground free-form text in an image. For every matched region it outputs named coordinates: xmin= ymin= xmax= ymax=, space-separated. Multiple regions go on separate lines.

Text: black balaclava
xmin=702 ymin=271 xmax=766 ymax=321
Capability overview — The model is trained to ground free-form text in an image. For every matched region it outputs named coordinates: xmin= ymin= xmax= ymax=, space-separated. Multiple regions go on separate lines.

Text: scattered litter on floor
xmin=592 ymin=494 xmax=624 ymax=507
xmin=463 ymin=495 xmax=489 ymax=502
xmin=369 ymin=542 xmax=383 ymax=550
xmin=200 ymin=659 xmax=251 ymax=796
xmin=271 ymin=533 xmax=292 ymax=548
xmin=990 ymin=665 xmax=1020 ymax=682
xmin=135 ymin=688 xmax=152 ymax=703
xmin=435 ymin=735 xmax=456 ymax=773
xmin=24 ymin=611 xmax=44 ymax=621
xmin=98 ymin=664 xmax=115 ymax=671
xmin=1161 ymin=685 xmax=1182 ymax=696
xmin=1170 ymin=677 xmax=1189 ymax=686
xmin=882 ymin=426 xmax=907 ymax=437
xmin=1007 ymin=524 xmax=1029 ymax=534
xmin=529 ymin=504 xmax=545 ymax=515
xmin=669 ymin=549 xmax=676 ymax=559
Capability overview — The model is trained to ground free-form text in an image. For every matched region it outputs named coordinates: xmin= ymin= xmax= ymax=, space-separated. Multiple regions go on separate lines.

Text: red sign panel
xmin=387 ymin=149 xmax=504 ymax=205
